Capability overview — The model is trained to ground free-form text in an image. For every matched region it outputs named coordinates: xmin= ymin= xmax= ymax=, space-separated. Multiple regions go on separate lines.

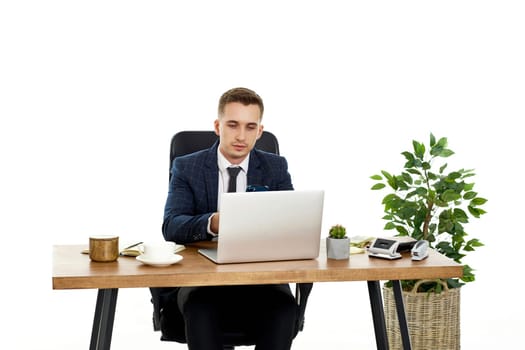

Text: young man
xmin=161 ymin=87 xmax=298 ymax=350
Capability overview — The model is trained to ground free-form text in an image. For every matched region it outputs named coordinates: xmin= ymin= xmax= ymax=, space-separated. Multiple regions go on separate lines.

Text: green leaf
xmin=402 ymin=151 xmax=415 ymax=168
xmin=406 ymin=168 xmax=422 ymax=176
xmin=430 ymin=145 xmax=442 ymax=157
xmin=436 ymin=136 xmax=448 ymax=148
xmin=463 ymin=191 xmax=477 ymax=200
xmin=442 ymin=189 xmax=461 ymax=202
xmin=448 ymin=171 xmax=461 ymax=180
xmin=464 ymin=183 xmax=475 ymax=191
xmin=401 ymin=172 xmax=413 ymax=184
xmin=395 ymin=226 xmax=409 ymax=235
xmin=382 ymin=193 xmax=401 ymax=207
xmin=371 ymin=183 xmax=386 ymax=190
xmin=466 ymin=238 xmax=484 ymax=248
xmin=384 ymin=222 xmax=396 ymax=230
xmin=370 ymin=174 xmax=383 ymax=180
xmin=470 ymin=197 xmax=488 ymax=206
xmin=413 ymin=141 xmax=425 ymax=159
xmin=402 ymin=151 xmax=415 ymax=162
xmin=415 ymin=187 xmax=427 ymax=196
xmin=467 ymin=205 xmax=482 ymax=218
xmin=430 ymin=136 xmax=449 ymax=157
xmin=447 ymin=278 xmax=464 ymax=289
xmin=395 ymin=207 xmax=413 ymax=220
xmin=453 ymin=208 xmax=469 ymax=223
xmin=396 ymin=176 xmax=410 ymax=191
xmin=427 ymin=172 xmax=438 ymax=181
xmin=461 ymin=265 xmax=476 ymax=282
xmin=406 ymin=190 xmax=417 ymax=198
xmin=439 ymin=149 xmax=455 ymax=157
xmin=476 ymin=208 xmax=487 ymax=215
xmin=381 ymin=170 xmax=392 ymax=178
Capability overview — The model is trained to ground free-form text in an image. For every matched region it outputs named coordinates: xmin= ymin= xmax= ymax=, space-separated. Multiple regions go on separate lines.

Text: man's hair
xmin=218 ymin=87 xmax=264 ymax=119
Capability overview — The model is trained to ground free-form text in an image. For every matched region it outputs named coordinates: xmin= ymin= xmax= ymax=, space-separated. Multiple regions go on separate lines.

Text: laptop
xmin=198 ymin=190 xmax=325 ymax=264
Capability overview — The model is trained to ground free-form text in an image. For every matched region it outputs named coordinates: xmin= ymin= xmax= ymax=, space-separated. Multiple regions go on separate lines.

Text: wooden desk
xmin=52 ymin=244 xmax=462 ymax=350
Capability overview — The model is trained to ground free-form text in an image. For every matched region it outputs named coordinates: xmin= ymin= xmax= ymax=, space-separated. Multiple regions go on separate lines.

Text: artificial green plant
xmin=370 ymin=133 xmax=487 ymax=292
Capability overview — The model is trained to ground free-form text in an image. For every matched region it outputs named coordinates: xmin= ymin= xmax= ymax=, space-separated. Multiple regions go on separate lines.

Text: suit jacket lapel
xmin=247 ymin=150 xmax=266 ymax=187
xmin=203 ymin=147 xmax=269 ymax=208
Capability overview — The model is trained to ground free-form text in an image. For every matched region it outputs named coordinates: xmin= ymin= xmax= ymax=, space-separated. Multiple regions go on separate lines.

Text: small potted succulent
xmin=326 ymin=224 xmax=350 ymax=259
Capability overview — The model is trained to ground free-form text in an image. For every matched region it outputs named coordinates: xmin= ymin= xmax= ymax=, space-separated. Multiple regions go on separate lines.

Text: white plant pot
xmin=326 ymin=237 xmax=350 ymax=259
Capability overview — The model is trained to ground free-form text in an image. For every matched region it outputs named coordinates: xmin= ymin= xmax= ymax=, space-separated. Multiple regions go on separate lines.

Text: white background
xmin=1 ymin=1 xmax=524 ymax=349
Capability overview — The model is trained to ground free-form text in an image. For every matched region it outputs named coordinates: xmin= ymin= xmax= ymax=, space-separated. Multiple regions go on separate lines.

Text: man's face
xmin=214 ymin=102 xmax=263 ymax=165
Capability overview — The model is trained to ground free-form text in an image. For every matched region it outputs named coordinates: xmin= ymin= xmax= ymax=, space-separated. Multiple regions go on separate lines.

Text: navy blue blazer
xmin=162 ymin=141 xmax=294 ymax=244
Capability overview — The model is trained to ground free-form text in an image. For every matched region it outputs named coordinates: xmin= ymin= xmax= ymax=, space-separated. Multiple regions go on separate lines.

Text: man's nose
xmin=236 ymin=128 xmax=246 ymax=140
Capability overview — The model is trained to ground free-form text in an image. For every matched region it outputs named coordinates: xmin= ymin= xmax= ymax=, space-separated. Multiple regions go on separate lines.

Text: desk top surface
xmin=52 ymin=242 xmax=463 ymax=290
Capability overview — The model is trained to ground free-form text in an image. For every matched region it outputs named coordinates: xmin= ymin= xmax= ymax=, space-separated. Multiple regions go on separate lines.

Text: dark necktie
xmin=227 ymin=167 xmax=242 ymax=193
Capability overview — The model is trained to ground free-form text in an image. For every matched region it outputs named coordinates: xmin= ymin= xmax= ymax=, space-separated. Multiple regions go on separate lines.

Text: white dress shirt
xmin=207 ymin=148 xmax=250 ymax=236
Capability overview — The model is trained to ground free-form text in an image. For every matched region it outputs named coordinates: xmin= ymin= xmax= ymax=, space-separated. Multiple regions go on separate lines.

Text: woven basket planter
xmin=383 ymin=280 xmax=461 ymax=350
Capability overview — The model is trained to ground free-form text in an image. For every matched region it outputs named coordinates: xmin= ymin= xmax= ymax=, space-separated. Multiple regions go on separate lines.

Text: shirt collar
xmin=217 ymin=148 xmax=250 ymax=174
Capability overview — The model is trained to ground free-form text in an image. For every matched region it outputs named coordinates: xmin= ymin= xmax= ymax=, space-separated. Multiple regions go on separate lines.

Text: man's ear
xmin=213 ymin=119 xmax=220 ymax=136
xmin=256 ymin=124 xmax=264 ymax=140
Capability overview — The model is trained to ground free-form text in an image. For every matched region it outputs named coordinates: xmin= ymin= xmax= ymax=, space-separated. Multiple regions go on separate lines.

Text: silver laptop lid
xmin=215 ymin=190 xmax=324 ymax=263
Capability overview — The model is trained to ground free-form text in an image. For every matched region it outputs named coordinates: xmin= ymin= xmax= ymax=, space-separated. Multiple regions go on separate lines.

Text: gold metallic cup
xmin=89 ymin=235 xmax=119 ymax=262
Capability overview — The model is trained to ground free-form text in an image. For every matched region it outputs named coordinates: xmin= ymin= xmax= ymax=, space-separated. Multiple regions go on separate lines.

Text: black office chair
xmin=151 ymin=130 xmax=313 ymax=350
xmin=168 ymin=130 xmax=280 ymax=177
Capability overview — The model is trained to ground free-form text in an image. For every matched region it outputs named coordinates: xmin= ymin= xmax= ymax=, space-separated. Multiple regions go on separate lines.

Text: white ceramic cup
xmin=140 ymin=241 xmax=175 ymax=261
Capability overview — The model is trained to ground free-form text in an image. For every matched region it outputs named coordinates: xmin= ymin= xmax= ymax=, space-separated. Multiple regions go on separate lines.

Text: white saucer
xmin=136 ymin=254 xmax=183 ymax=267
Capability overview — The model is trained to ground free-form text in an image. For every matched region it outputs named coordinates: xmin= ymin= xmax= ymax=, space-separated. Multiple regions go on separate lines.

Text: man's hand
xmin=210 ymin=212 xmax=220 ymax=234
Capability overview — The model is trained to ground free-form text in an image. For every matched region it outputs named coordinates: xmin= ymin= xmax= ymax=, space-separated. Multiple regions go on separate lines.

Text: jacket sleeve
xmin=275 ymin=156 xmax=294 ymax=191
xmin=161 ymin=156 xmax=215 ymax=244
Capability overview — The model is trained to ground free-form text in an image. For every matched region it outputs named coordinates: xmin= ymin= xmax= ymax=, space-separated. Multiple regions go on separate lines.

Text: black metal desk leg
xmin=90 ymin=288 xmax=119 ymax=350
xmin=367 ymin=281 xmax=389 ymax=350
xmin=392 ymin=280 xmax=412 ymax=350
